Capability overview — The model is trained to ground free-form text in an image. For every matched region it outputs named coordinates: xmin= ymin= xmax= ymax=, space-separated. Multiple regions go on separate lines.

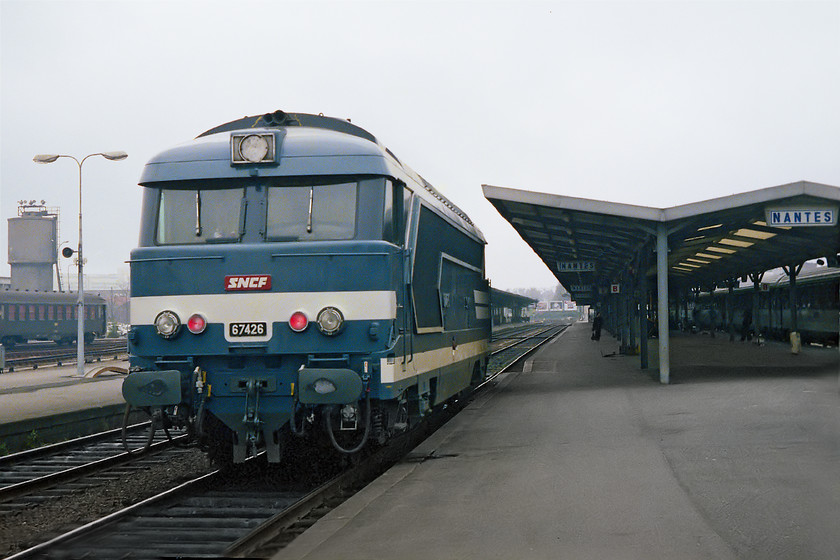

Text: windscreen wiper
xmin=195 ymin=190 xmax=202 ymax=236
xmin=306 ymin=186 xmax=314 ymax=233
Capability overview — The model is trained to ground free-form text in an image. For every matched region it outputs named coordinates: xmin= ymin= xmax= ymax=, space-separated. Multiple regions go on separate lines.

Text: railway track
xmin=0 ymin=425 xmax=190 ymax=515
xmin=488 ymin=324 xmax=567 ymax=374
xmin=7 ymin=325 xmax=566 ymax=559
xmin=1 ymin=339 xmax=127 ymax=372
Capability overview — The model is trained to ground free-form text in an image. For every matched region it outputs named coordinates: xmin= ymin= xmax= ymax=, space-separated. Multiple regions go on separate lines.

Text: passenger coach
xmin=0 ymin=290 xmax=106 ymax=347
xmin=122 ymin=111 xmax=491 ymax=463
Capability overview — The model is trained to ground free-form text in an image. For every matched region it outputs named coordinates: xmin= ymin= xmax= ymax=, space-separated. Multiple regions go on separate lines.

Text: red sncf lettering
xmin=225 ymin=275 xmax=272 ymax=291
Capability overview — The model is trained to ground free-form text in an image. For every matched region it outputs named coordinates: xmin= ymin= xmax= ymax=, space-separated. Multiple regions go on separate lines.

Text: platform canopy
xmin=483 ymin=181 xmax=840 ymax=306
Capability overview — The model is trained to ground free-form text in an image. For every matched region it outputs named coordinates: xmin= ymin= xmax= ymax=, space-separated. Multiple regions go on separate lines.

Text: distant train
xmin=686 ymin=266 xmax=839 ymax=345
xmin=532 ymin=301 xmax=581 ymax=325
xmin=122 ymin=111 xmax=491 ymax=464
xmin=0 ymin=290 xmax=107 ymax=347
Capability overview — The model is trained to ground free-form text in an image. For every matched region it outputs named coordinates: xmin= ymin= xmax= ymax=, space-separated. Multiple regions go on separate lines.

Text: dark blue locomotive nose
xmin=124 ymin=112 xmax=490 ymax=465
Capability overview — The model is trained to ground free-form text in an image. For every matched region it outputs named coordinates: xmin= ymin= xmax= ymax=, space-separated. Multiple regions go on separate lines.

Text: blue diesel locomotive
xmin=122 ymin=111 xmax=491 ymax=463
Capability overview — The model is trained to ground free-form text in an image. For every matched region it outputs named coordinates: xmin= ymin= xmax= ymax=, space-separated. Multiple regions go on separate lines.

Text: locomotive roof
xmin=140 ymin=111 xmax=483 ymax=241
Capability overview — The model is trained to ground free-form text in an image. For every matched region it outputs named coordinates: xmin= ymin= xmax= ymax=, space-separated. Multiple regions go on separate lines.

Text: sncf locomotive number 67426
xmin=122 ymin=111 xmax=491 ymax=465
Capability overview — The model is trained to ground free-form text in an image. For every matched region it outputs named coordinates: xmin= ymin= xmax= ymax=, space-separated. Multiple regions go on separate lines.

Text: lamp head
xmin=33 ymin=154 xmax=60 ymax=164
xmin=102 ymin=151 xmax=127 ymax=161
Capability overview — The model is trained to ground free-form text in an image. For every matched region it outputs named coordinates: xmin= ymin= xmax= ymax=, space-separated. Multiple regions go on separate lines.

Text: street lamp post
xmin=33 ymin=151 xmax=127 ymax=376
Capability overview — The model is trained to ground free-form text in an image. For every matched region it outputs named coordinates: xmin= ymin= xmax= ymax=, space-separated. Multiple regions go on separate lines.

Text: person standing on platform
xmin=741 ymin=308 xmax=753 ymax=341
xmin=592 ymin=312 xmax=603 ymax=341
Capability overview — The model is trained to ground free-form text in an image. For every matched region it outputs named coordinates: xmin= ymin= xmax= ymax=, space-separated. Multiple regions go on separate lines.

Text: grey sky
xmin=2 ymin=0 xmax=838 ymax=291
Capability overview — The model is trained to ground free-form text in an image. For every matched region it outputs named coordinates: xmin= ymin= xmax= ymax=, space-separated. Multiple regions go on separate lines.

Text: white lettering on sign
xmin=225 ymin=275 xmax=272 ymax=291
xmin=557 ymin=261 xmax=596 ymax=272
xmin=766 ymin=207 xmax=837 ymax=227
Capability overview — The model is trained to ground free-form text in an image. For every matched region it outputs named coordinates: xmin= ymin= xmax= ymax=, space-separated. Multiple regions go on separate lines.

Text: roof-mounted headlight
xmin=231 ymin=133 xmax=276 ymax=164
xmin=154 ymin=310 xmax=181 ymax=339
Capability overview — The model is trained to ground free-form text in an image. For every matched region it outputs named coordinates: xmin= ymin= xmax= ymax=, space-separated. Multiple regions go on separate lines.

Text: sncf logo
xmin=225 ymin=275 xmax=272 ymax=291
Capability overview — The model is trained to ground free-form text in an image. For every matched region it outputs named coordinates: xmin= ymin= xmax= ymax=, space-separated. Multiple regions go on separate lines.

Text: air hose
xmin=121 ymin=404 xmax=155 ymax=453
xmin=325 ymin=390 xmax=371 ymax=454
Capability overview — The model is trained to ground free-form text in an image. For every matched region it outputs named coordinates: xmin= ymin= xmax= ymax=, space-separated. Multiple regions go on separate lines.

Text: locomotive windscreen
xmin=266 ymin=182 xmax=357 ymax=241
xmin=157 ymin=188 xmax=244 ymax=244
xmin=144 ymin=178 xmax=398 ymax=246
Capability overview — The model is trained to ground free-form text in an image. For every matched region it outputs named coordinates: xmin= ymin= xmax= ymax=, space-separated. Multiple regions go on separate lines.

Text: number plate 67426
xmin=229 ymin=322 xmax=267 ymax=337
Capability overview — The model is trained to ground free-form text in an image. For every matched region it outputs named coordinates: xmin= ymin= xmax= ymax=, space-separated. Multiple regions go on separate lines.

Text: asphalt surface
xmin=278 ymin=322 xmax=840 ymax=560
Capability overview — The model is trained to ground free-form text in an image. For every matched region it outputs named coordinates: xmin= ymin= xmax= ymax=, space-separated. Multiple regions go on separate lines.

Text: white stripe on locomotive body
xmin=131 ymin=291 xmax=397 ymax=343
xmin=379 ymin=339 xmax=489 ymax=383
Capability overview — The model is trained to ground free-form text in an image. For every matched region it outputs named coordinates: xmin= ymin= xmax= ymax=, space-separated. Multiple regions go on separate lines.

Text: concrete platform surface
xmin=277 ymin=322 xmax=840 ymax=560
xmin=0 ymin=359 xmax=127 ymax=425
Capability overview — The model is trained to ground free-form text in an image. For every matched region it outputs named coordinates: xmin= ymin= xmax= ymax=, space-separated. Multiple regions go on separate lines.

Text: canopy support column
xmin=749 ymin=272 xmax=764 ymax=340
xmin=639 ymin=247 xmax=650 ymax=369
xmin=656 ymin=222 xmax=670 ymax=384
xmin=782 ymin=263 xmax=803 ymax=353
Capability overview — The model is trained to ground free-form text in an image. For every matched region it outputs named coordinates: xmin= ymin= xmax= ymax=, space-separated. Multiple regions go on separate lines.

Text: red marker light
xmin=187 ymin=314 xmax=207 ymax=334
xmin=289 ymin=311 xmax=308 ymax=332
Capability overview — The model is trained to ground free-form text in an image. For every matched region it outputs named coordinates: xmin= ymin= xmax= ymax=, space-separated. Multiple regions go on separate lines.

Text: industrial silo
xmin=7 ymin=202 xmax=59 ymax=292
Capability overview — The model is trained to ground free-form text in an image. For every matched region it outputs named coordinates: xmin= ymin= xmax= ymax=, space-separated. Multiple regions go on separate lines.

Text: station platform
xmin=0 ymin=359 xmax=128 ymax=452
xmin=277 ymin=322 xmax=840 ymax=560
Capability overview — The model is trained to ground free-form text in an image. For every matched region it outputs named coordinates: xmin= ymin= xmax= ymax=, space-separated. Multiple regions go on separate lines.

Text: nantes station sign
xmin=765 ymin=207 xmax=837 ymax=227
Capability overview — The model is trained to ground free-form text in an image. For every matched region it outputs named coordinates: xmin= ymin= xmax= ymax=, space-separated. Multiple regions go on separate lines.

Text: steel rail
xmin=0 ymin=433 xmax=188 ymax=504
xmin=223 ymin=455 xmax=379 ymax=557
xmin=489 ymin=324 xmax=564 ymax=355
xmin=5 ymin=469 xmax=223 ymax=560
xmin=0 ymin=422 xmax=149 ymax=467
